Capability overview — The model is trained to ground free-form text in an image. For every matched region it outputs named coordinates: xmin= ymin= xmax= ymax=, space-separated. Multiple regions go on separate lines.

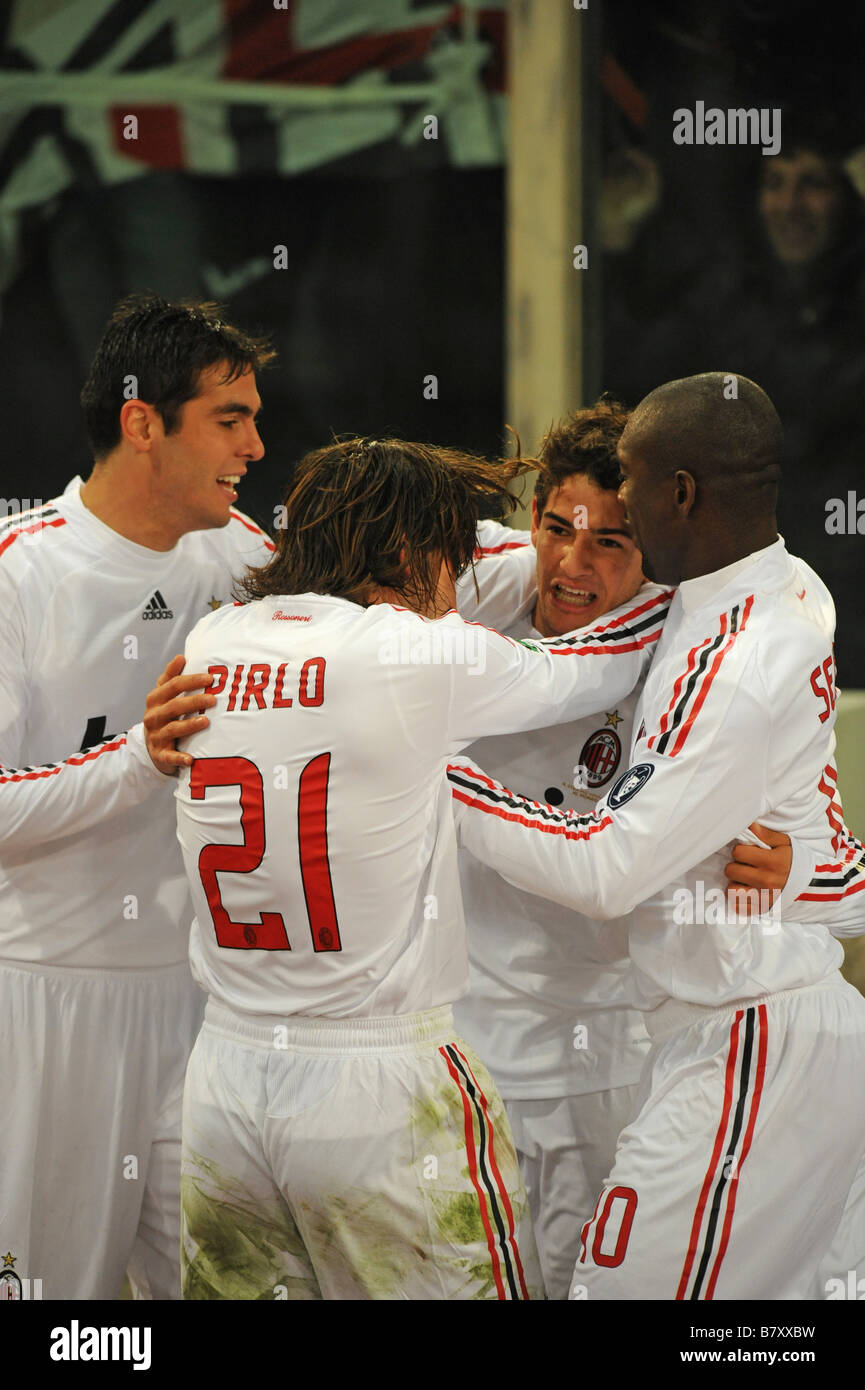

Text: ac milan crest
xmin=577 ymin=728 xmax=622 ymax=789
xmin=0 ymin=1253 xmax=22 ymax=1300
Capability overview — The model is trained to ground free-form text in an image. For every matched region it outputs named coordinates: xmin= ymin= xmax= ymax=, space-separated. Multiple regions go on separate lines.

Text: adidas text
xmin=142 ymin=591 xmax=174 ymax=620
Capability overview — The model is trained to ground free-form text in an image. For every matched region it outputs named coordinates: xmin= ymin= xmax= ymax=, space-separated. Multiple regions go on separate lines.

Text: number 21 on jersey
xmin=190 ymin=753 xmax=342 ymax=953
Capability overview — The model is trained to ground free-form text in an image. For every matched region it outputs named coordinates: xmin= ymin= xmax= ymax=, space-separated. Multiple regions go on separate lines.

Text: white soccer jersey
xmin=0 ymin=480 xmax=274 ymax=968
xmin=453 ymin=584 xmax=672 ymax=1099
xmin=452 ymin=540 xmax=865 ymax=1011
xmin=175 ymin=589 xmax=671 ymax=1019
xmin=457 ymin=519 xmax=536 ymax=627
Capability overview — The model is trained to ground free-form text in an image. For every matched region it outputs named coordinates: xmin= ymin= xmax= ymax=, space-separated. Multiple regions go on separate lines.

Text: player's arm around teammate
xmin=0 ymin=654 xmax=216 ymax=851
xmin=449 ymin=374 xmax=865 ymax=1299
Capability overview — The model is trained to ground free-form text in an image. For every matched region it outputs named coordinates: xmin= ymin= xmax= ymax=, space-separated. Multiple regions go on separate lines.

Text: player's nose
xmin=243 ymin=422 xmax=265 ymax=461
xmin=560 ymin=533 xmax=592 ymax=576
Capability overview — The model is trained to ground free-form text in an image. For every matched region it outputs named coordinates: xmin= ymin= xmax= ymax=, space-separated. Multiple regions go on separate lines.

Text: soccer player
xmin=453 ymin=399 xmax=669 ymax=1299
xmin=455 ymin=403 xmax=813 ymax=1299
xmin=172 ymin=435 xmax=673 ymax=1300
xmin=450 ymin=373 xmax=865 ymax=1298
xmin=0 ymin=294 xmax=275 ymax=1299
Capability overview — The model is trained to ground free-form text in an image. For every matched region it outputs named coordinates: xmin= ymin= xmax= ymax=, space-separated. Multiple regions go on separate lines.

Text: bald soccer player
xmin=450 ymin=373 xmax=865 ymax=1300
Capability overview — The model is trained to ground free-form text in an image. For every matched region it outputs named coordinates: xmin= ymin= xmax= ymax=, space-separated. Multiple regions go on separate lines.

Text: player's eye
xmin=598 ymin=538 xmax=622 ymax=550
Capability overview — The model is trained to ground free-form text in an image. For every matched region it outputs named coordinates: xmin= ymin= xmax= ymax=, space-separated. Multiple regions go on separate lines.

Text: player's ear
xmin=119 ymin=398 xmax=156 ymax=453
xmin=530 ymin=496 xmax=541 ymax=542
xmin=673 ymin=469 xmax=696 ymax=516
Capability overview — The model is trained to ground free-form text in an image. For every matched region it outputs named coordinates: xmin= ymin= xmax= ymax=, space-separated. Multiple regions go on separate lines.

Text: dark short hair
xmin=534 ymin=397 xmax=631 ymax=516
xmin=80 ymin=292 xmax=276 ymax=458
xmin=240 ymin=436 xmax=531 ymax=612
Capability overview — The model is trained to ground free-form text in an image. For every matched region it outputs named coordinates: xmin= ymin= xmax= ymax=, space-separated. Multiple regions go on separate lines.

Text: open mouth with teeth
xmin=550 ymin=582 xmax=598 ymax=610
xmin=217 ymin=475 xmax=242 ymax=500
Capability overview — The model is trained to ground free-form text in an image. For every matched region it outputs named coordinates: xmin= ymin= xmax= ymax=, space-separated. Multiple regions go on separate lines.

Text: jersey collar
xmin=62 ymin=475 xmax=187 ymax=563
xmin=677 ymin=537 xmax=787 ymax=615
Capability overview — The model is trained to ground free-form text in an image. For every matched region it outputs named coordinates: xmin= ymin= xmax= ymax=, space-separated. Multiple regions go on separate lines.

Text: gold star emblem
xmin=605 ymin=710 xmax=622 ymax=728
xmin=208 ymin=596 xmax=223 ymax=611
xmin=2 ymin=1252 xmax=15 ymax=1267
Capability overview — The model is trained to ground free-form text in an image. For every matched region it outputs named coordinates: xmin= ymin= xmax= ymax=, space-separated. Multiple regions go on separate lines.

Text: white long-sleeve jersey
xmin=457 ymin=518 xmax=537 ymax=626
xmin=0 ymin=479 xmax=274 ymax=968
xmin=175 ymin=588 xmax=671 ymax=1018
xmin=455 ymin=521 xmax=662 ymax=1096
xmin=453 ymin=611 xmax=665 ymax=1098
xmin=452 ymin=540 xmax=865 ymax=1012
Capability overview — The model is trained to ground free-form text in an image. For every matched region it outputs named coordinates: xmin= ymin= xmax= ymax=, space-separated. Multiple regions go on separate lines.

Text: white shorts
xmin=181 ymin=1001 xmax=543 ymax=1300
xmin=572 ymin=977 xmax=865 ymax=1301
xmin=813 ymin=1148 xmax=865 ymax=1299
xmin=506 ymin=1086 xmax=639 ymax=1301
xmin=0 ymin=958 xmax=204 ymax=1300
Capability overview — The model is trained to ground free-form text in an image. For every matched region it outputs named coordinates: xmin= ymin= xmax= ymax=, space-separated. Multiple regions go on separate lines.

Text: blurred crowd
xmin=604 ymin=120 xmax=865 ymax=687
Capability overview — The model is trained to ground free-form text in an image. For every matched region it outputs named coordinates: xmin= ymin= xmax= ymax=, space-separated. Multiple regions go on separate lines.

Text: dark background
xmin=0 ymin=166 xmax=505 ymax=531
xmin=1 ymin=0 xmax=863 ymax=675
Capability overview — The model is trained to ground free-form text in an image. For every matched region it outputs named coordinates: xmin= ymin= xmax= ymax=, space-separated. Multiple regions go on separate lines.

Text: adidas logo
xmin=142 ymin=590 xmax=174 ymax=621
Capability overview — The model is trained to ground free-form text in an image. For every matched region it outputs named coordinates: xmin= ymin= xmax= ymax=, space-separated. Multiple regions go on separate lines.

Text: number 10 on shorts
xmin=581 ymin=1186 xmax=638 ymax=1268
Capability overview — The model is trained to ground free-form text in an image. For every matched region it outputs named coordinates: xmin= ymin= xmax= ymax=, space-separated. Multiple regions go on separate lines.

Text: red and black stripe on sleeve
xmin=448 ymin=761 xmax=613 ymax=843
xmin=0 ymin=505 xmax=66 ymax=560
xmin=649 ymin=597 xmax=754 ymax=757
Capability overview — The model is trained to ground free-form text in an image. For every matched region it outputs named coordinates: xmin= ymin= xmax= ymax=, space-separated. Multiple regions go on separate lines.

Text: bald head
xmin=616 ymin=373 xmax=782 ymax=584
xmin=625 ymin=373 xmax=783 ymax=507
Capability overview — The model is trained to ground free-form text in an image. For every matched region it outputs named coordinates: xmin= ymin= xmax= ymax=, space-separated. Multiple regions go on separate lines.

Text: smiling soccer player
xmin=0 ymin=294 xmax=275 ymax=1300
